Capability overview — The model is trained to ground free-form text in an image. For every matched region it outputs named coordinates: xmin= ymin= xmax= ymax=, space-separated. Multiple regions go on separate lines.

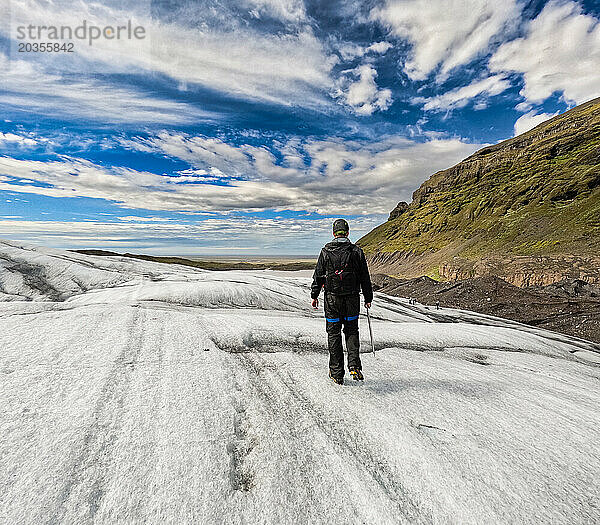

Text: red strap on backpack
xmin=334 ymin=265 xmax=347 ymax=280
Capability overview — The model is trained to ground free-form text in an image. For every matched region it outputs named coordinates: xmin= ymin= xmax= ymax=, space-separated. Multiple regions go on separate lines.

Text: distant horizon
xmin=173 ymin=254 xmax=317 ymax=259
xmin=72 ymin=247 xmax=318 ymax=259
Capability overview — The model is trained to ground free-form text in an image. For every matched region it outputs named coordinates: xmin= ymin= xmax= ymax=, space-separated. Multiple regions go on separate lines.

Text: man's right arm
xmin=311 ymin=251 xmax=325 ymax=299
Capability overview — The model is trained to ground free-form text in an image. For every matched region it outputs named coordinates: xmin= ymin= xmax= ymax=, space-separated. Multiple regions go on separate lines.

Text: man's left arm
xmin=357 ymin=248 xmax=373 ymax=306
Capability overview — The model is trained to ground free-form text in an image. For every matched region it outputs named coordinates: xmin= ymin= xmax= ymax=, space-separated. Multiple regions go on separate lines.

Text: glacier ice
xmin=0 ymin=239 xmax=599 ymax=524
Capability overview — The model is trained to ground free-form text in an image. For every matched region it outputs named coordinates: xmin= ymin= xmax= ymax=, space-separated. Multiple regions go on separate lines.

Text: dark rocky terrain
xmin=372 ymin=274 xmax=600 ymax=344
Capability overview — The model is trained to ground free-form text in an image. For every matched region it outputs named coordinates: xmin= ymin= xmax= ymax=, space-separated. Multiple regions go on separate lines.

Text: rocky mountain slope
xmin=359 ymin=98 xmax=600 ymax=285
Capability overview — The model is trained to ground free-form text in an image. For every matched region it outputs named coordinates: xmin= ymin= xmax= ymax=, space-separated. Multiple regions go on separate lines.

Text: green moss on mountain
xmin=358 ymin=98 xmax=600 ymax=281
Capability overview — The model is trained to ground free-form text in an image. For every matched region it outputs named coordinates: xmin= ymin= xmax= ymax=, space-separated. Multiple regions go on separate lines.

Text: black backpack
xmin=323 ymin=243 xmax=358 ymax=295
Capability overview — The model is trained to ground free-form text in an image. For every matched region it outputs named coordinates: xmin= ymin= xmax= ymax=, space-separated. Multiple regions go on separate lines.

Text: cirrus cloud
xmin=371 ymin=0 xmax=522 ymax=81
xmin=3 ymin=0 xmax=337 ymax=110
xmin=490 ymin=1 xmax=600 ymax=105
xmin=413 ymin=75 xmax=511 ymax=112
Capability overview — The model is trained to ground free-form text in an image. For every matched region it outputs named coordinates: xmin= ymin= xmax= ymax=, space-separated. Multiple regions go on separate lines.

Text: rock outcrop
xmin=388 ymin=201 xmax=409 ymax=221
xmin=439 ymin=256 xmax=600 ymax=287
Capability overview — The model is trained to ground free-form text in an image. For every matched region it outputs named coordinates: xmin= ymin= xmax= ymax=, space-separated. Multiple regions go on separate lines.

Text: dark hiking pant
xmin=324 ymin=293 xmax=361 ymax=380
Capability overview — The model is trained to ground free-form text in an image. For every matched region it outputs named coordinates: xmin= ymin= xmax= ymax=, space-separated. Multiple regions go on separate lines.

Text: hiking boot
xmin=349 ymin=368 xmax=364 ymax=381
xmin=329 ymin=370 xmax=344 ymax=385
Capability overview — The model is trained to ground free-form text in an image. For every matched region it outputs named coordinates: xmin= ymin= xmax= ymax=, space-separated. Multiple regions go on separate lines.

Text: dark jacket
xmin=311 ymin=237 xmax=373 ymax=303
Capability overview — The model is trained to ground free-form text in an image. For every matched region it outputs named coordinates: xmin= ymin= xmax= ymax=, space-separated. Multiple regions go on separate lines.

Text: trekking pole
xmin=366 ymin=305 xmax=375 ymax=357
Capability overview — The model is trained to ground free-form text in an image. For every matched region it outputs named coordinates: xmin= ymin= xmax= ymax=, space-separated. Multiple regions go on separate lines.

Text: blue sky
xmin=0 ymin=0 xmax=599 ymax=254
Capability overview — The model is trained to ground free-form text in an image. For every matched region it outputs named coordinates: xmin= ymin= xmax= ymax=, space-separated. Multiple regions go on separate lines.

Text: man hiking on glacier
xmin=311 ymin=219 xmax=373 ymax=385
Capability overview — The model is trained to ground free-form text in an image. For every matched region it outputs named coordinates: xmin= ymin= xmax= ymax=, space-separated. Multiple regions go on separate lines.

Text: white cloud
xmin=490 ymin=1 xmax=600 ymax=105
xmin=0 ymin=215 xmax=384 ymax=254
xmin=0 ymin=133 xmax=482 ymax=216
xmin=336 ymin=41 xmax=393 ymax=61
xmin=0 ymin=132 xmax=37 ymax=146
xmin=335 ymin=65 xmax=393 ymax=116
xmin=0 ymin=53 xmax=211 ymax=124
xmin=371 ymin=0 xmax=521 ymax=80
xmin=513 ymin=110 xmax=559 ymax=136
xmin=2 ymin=0 xmax=336 ymax=109
xmin=0 ymin=156 xmax=304 ymax=213
xmin=117 ymin=216 xmax=173 ymax=222
xmin=145 ymin=25 xmax=335 ymax=108
xmin=515 ymin=102 xmax=533 ymax=112
xmin=366 ymin=41 xmax=393 ymax=55
xmin=120 ymin=133 xmax=251 ymax=177
xmin=413 ymin=75 xmax=510 ymax=111
xmin=337 ymin=42 xmax=367 ymax=61
xmin=245 ymin=0 xmax=307 ymax=22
